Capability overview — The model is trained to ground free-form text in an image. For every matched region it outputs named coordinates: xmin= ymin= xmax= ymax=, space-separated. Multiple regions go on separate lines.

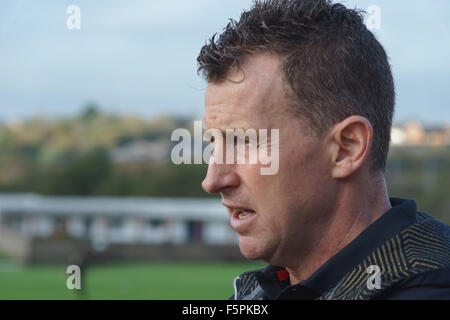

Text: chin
xmin=238 ymin=235 xmax=270 ymax=260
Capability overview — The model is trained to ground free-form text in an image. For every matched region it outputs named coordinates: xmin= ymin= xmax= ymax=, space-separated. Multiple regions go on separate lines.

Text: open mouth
xmin=233 ymin=209 xmax=256 ymax=219
xmin=223 ymin=203 xmax=257 ymax=232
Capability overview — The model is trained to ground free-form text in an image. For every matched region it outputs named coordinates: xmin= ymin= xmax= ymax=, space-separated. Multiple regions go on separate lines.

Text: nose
xmin=201 ymin=161 xmax=240 ymax=194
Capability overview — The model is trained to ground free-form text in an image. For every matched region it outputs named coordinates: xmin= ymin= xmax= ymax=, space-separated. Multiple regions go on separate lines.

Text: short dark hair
xmin=197 ymin=0 xmax=395 ymax=172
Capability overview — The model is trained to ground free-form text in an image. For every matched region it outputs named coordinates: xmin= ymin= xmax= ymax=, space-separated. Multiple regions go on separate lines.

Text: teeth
xmin=238 ymin=211 xmax=253 ymax=219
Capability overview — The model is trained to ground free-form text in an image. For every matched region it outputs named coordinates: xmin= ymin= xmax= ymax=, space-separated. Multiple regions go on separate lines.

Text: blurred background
xmin=0 ymin=0 xmax=449 ymax=299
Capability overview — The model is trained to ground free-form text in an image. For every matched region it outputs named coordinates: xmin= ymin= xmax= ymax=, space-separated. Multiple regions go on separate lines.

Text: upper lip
xmin=222 ymin=202 xmax=255 ymax=216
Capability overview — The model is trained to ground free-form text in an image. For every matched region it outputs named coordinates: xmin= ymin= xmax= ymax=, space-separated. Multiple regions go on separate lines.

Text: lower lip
xmin=230 ymin=211 xmax=257 ymax=233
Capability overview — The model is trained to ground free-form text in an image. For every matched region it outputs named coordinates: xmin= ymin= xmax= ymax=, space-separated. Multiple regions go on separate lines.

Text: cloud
xmin=0 ymin=0 xmax=448 ymax=124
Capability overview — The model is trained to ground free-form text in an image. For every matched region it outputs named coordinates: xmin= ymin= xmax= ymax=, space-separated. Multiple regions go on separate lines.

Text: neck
xmin=285 ymin=172 xmax=391 ymax=285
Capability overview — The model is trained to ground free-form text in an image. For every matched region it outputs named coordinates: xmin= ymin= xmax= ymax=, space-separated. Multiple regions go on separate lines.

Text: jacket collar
xmin=237 ymin=198 xmax=418 ymax=299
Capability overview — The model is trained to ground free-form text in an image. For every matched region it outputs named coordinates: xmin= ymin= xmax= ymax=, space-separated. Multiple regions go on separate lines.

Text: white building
xmin=0 ymin=193 xmax=238 ymax=247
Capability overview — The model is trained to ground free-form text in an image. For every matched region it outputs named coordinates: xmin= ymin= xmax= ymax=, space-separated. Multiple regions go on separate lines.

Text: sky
xmin=0 ymin=0 xmax=449 ymax=125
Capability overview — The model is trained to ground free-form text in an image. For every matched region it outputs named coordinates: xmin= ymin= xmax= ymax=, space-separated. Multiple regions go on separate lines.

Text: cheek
xmin=254 ymin=199 xmax=290 ymax=237
xmin=280 ymin=142 xmax=326 ymax=184
xmin=235 ymin=163 xmax=265 ymax=189
xmin=261 ymin=145 xmax=327 ymax=220
xmin=270 ymin=149 xmax=307 ymax=194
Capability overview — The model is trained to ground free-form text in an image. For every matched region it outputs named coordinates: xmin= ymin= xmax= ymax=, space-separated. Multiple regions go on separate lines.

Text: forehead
xmin=204 ymin=52 xmax=288 ymax=129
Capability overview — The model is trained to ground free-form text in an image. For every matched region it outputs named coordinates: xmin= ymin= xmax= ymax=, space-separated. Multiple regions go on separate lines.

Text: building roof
xmin=0 ymin=193 xmax=227 ymax=222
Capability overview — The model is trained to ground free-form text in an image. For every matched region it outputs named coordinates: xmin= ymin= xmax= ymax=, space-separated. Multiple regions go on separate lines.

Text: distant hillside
xmin=0 ymin=108 xmax=448 ymax=223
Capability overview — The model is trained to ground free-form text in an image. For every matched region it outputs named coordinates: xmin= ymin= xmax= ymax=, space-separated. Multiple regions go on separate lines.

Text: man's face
xmin=202 ymin=53 xmax=336 ymax=266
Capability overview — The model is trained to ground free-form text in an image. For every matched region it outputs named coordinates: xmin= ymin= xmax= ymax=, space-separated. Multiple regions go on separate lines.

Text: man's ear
xmin=328 ymin=115 xmax=373 ymax=179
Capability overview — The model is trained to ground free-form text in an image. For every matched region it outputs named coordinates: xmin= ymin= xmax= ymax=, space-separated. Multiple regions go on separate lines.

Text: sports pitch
xmin=0 ymin=260 xmax=265 ymax=300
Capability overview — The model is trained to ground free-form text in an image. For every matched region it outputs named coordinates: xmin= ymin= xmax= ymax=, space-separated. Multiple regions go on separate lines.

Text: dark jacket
xmin=230 ymin=198 xmax=450 ymax=300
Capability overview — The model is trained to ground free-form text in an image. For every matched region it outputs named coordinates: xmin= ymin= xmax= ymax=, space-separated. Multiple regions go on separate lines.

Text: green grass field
xmin=0 ymin=259 xmax=265 ymax=300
